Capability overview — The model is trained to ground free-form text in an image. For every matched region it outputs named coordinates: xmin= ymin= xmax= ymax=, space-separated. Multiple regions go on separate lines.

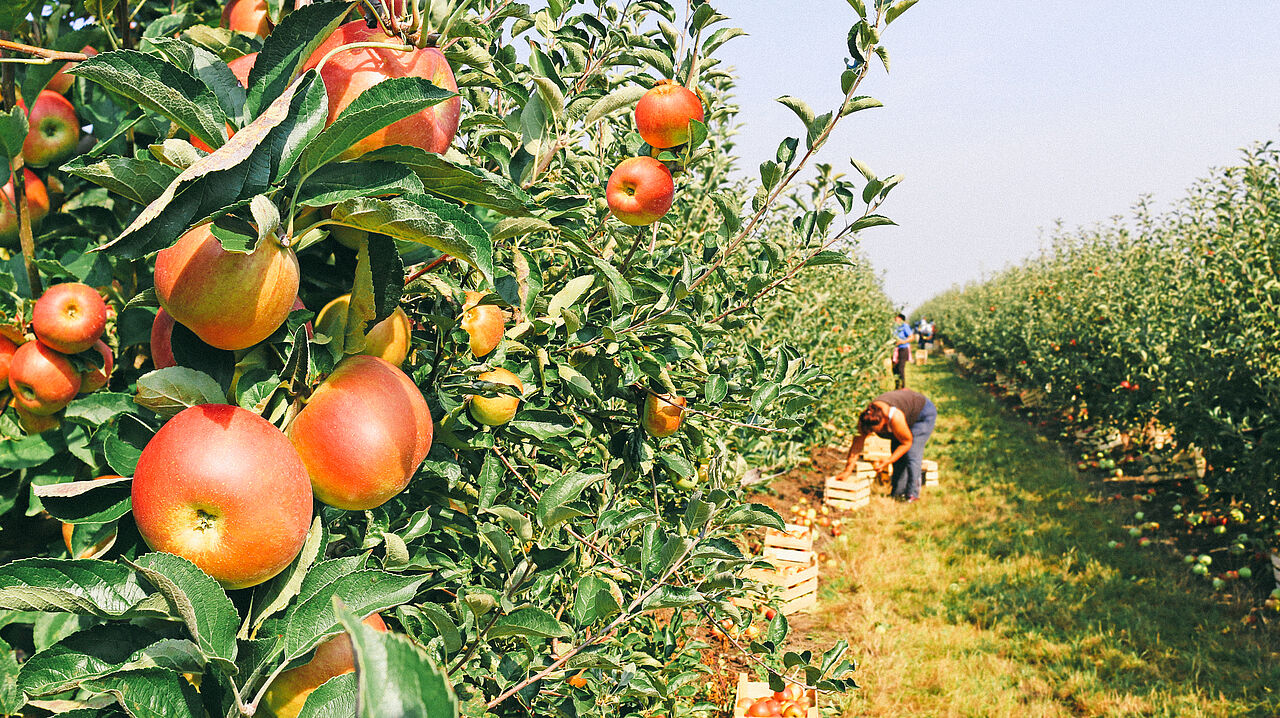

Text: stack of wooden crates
xmin=741 ymin=523 xmax=818 ymax=615
xmin=824 ymin=461 xmax=874 ymax=511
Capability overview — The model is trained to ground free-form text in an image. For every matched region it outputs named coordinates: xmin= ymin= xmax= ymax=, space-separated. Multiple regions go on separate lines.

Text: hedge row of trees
xmin=919 ymin=140 xmax=1280 ymax=549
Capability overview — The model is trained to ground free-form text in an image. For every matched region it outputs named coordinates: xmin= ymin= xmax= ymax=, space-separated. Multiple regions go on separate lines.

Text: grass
xmin=796 ymin=360 xmax=1280 ymax=717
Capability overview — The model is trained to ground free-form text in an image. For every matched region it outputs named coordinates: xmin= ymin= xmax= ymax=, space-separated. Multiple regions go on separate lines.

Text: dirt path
xmin=775 ymin=361 xmax=1279 ymax=717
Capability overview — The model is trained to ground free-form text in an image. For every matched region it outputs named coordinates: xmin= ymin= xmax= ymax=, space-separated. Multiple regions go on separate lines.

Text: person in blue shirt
xmin=892 ymin=313 xmax=914 ymax=388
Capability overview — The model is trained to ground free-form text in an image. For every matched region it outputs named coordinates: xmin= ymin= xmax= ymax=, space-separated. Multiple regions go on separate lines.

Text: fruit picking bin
xmin=923 ymin=459 xmax=939 ymax=486
xmin=733 ymin=672 xmax=819 ymax=718
xmin=825 ymin=462 xmax=874 ymax=511
xmin=763 ymin=523 xmax=814 ymax=564
xmin=741 ymin=551 xmax=819 ymax=615
xmin=914 ymin=348 xmax=928 ymax=365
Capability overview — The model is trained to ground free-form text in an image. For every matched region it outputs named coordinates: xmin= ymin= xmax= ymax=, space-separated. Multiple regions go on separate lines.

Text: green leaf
xmin=720 ymin=503 xmax=785 ymax=531
xmin=336 ymin=600 xmax=460 ymax=717
xmin=571 ymin=576 xmax=621 ymax=627
xmin=283 ymin=571 xmax=430 ymax=660
xmin=146 ymin=37 xmax=247 ymax=126
xmin=34 ymin=477 xmax=132 ymax=524
xmin=329 ymin=194 xmax=492 ymax=284
xmin=548 ymin=275 xmax=596 ymax=319
xmin=581 ymin=84 xmax=647 ymax=125
xmin=776 ymin=95 xmax=815 ymax=130
xmin=127 ymin=553 xmax=238 ymax=668
xmin=133 ymin=367 xmax=226 ymax=418
xmin=0 ymin=106 xmax=28 ymax=160
xmin=63 ymin=393 xmax=137 ymax=424
xmin=249 ymin=516 xmax=327 ymax=633
xmin=71 ymin=50 xmax=227 ymax=150
xmin=62 ymin=156 xmax=181 ymax=207
xmin=296 ymin=673 xmax=358 ymax=718
xmin=535 ymin=470 xmax=603 ymax=526
xmin=886 ymin=0 xmax=920 ymax=24
xmin=487 ymin=606 xmax=569 ymax=639
xmin=806 ymin=250 xmax=853 ymax=267
xmin=850 ymin=214 xmax=896 ymax=232
xmin=0 ymin=0 xmax=40 ymax=33
xmin=0 ymin=559 xmax=159 ymax=618
xmin=245 ymin=1 xmax=351 ymax=117
xmin=641 ymin=585 xmax=704 ymax=610
xmin=842 ymin=95 xmax=883 ymax=116
xmin=80 ymin=668 xmax=203 ymax=718
xmin=294 ymin=161 xmax=424 ymax=207
xmin=359 ymin=148 xmax=533 ymax=216
xmin=20 ymin=626 xmax=200 ymax=697
xmin=0 ymin=433 xmax=62 ymax=469
xmin=299 ymin=77 xmax=457 ymax=170
xmin=584 ymin=255 xmax=633 ymax=314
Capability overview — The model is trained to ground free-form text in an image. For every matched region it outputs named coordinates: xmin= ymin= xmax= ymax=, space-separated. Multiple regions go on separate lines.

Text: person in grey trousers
xmin=836 ymin=388 xmax=937 ymax=501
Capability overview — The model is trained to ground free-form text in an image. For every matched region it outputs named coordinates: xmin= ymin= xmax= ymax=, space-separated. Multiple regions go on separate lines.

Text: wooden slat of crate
xmin=764 ymin=545 xmax=814 ymax=565
xmin=864 ymin=436 xmax=891 ymax=454
xmin=764 ymin=523 xmax=813 ymax=552
xmin=922 ymin=459 xmax=940 ymax=486
xmin=825 ymin=474 xmax=872 ymax=510
xmin=733 ymin=673 xmax=819 ymax=718
xmin=741 ymin=553 xmax=818 ymax=616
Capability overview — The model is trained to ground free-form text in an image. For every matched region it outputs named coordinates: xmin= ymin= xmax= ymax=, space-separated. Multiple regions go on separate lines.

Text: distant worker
xmin=837 ymin=388 xmax=937 ymax=502
xmin=916 ymin=317 xmax=934 ymax=350
xmin=891 ymin=313 xmax=914 ymax=388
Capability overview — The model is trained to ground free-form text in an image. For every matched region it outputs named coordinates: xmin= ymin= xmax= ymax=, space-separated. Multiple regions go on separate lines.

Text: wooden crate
xmin=741 ymin=552 xmax=818 ymax=615
xmin=923 ymin=459 xmax=939 ymax=486
xmin=914 ymin=349 xmax=928 ymax=365
xmin=733 ymin=673 xmax=819 ymax=718
xmin=825 ymin=464 xmax=874 ymax=511
xmin=763 ymin=523 xmax=814 ymax=564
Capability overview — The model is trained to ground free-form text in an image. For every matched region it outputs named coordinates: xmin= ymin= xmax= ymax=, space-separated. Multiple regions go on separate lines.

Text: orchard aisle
xmin=802 ymin=362 xmax=1280 ymax=717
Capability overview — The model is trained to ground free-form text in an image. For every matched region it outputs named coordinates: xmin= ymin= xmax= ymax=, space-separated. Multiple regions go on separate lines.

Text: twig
xmin=0 ymin=38 xmax=90 ymax=61
xmin=404 ymin=254 xmax=450 ymax=284
xmin=641 ymin=387 xmax=786 ymax=434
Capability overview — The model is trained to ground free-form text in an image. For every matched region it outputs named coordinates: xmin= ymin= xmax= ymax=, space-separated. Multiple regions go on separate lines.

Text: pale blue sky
xmin=716 ymin=1 xmax=1280 ymax=310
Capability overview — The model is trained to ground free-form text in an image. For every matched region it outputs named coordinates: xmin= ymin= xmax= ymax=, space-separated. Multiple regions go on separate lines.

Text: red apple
xmin=0 ymin=334 xmax=17 ymax=387
xmin=469 ymin=368 xmax=522 ymax=426
xmin=8 ymin=340 xmax=81 ymax=416
xmin=32 ymin=282 xmax=107 ymax=354
xmin=154 ymin=224 xmax=300 ymax=351
xmin=80 ymin=340 xmax=113 ymax=393
xmin=23 ymin=90 xmax=80 ymax=168
xmin=47 ymin=46 xmax=98 ymax=95
xmin=228 ymin=52 xmax=258 ymax=88
xmin=62 ymin=474 xmax=123 ymax=559
xmin=606 ymin=156 xmax=674 ymax=226
xmin=635 ymin=80 xmax=704 ymax=149
xmin=314 ymin=294 xmax=411 ymax=367
xmin=460 ymin=291 xmax=504 ymax=358
xmin=221 ymin=0 xmax=271 ymax=37
xmin=287 ymin=355 xmax=432 ymax=510
xmin=642 ymin=392 xmax=686 ymax=438
xmin=261 ymin=613 xmax=388 ymax=718
xmin=301 ymin=21 xmax=461 ymax=160
xmin=150 ymin=308 xmax=177 ymax=369
xmin=132 ymin=404 xmax=313 ymax=589
xmin=0 ymin=170 xmax=51 ymax=249
xmin=13 ymin=399 xmax=60 ymax=434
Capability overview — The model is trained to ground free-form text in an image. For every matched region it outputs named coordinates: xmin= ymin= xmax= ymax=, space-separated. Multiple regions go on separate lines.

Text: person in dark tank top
xmin=836 ymin=388 xmax=937 ymax=501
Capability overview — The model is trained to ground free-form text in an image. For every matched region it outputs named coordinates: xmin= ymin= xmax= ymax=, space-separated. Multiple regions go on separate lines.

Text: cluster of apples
xmin=604 ymin=80 xmax=704 ymax=227
xmin=786 ymin=497 xmax=844 ymax=536
xmin=1 ymin=282 xmax=112 ymax=432
xmin=0 ymin=48 xmax=95 ymax=248
xmin=737 ymin=684 xmax=812 ymax=717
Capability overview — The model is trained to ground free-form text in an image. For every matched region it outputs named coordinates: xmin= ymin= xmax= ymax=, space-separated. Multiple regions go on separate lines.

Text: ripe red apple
xmin=47 ymin=46 xmax=98 ymax=95
xmin=154 ymin=224 xmax=300 ymax=351
xmin=62 ymin=474 xmax=122 ymax=559
xmin=287 ymin=355 xmax=432 ymax=510
xmin=606 ymin=157 xmax=674 ymax=226
xmin=13 ymin=399 xmax=60 ymax=434
xmin=150 ymin=308 xmax=177 ymax=369
xmin=314 ymin=294 xmax=412 ymax=367
xmin=23 ymin=90 xmax=80 ymax=168
xmin=8 ymin=340 xmax=81 ymax=416
xmin=469 ymin=368 xmax=523 ymax=426
xmin=261 ymin=613 xmax=387 ymax=718
xmin=80 ymin=340 xmax=113 ymax=393
xmin=460 ymin=291 xmax=504 ymax=358
xmin=0 ymin=334 xmax=17 ymax=387
xmin=635 ymin=80 xmax=704 ymax=149
xmin=132 ymin=404 xmax=313 ymax=589
xmin=221 ymin=0 xmax=271 ymax=37
xmin=642 ymin=392 xmax=686 ymax=437
xmin=301 ymin=21 xmax=461 ymax=160
xmin=0 ymin=170 xmax=51 ymax=249
xmin=32 ymin=282 xmax=107 ymax=354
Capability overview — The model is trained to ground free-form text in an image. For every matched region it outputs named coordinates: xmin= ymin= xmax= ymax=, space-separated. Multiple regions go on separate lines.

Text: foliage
xmin=0 ymin=0 xmax=917 ymax=716
xmin=919 ymin=141 xmax=1280 ymax=551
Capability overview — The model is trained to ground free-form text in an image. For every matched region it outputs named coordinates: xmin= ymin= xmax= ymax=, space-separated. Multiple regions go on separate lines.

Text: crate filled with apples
xmin=825 ymin=461 xmax=875 ymax=511
xmin=763 ymin=523 xmax=815 ymax=564
xmin=733 ymin=673 xmax=818 ymax=718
